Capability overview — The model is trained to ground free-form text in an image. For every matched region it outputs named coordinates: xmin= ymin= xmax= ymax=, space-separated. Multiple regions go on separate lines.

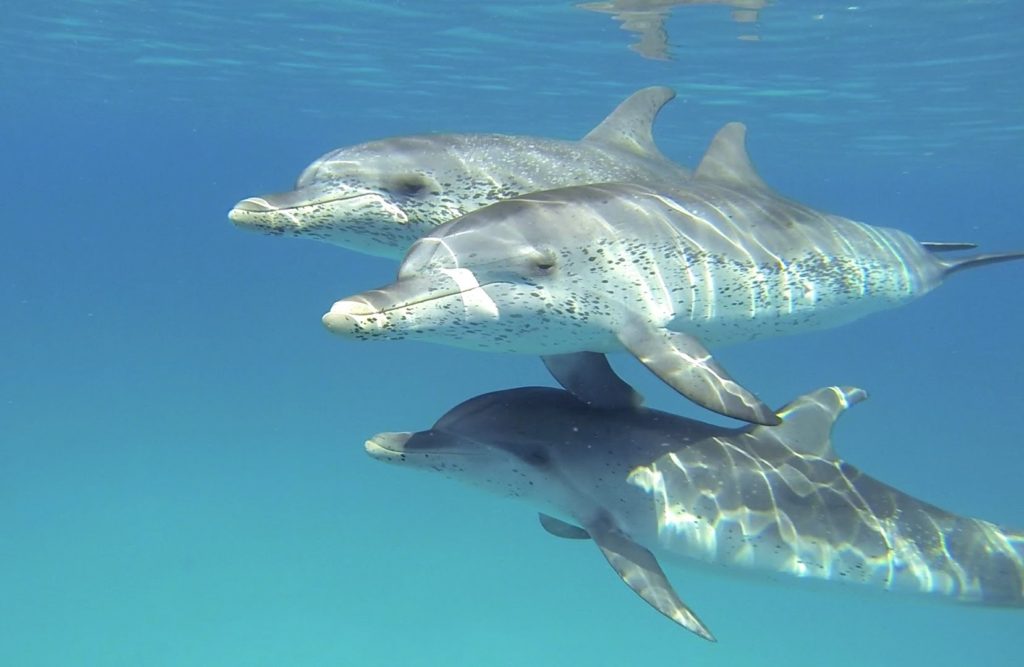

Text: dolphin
xmin=322 ymin=122 xmax=1024 ymax=425
xmin=366 ymin=385 xmax=1024 ymax=641
xmin=228 ymin=86 xmax=691 ymax=259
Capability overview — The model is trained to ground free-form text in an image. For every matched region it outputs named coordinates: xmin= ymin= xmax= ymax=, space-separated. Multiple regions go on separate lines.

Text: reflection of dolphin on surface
xmin=323 ymin=122 xmax=1024 ymax=424
xmin=367 ymin=385 xmax=1024 ymax=641
xmin=578 ymin=0 xmax=767 ymax=60
xmin=229 ymin=87 xmax=690 ymax=259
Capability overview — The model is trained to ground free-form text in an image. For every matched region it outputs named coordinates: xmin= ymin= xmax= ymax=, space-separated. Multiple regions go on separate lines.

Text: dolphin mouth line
xmin=365 ymin=438 xmax=403 ymax=455
xmin=233 ymin=192 xmax=380 ymax=214
xmin=366 ymin=436 xmax=475 ymax=457
xmin=380 ymin=282 xmax=500 ymax=314
xmin=332 ymin=276 xmax=508 ymax=319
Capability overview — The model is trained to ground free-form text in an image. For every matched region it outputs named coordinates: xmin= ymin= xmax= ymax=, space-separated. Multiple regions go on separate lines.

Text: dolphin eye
xmin=520 ymin=448 xmax=550 ymax=466
xmin=532 ymin=249 xmax=557 ymax=274
xmin=390 ymin=174 xmax=432 ymax=198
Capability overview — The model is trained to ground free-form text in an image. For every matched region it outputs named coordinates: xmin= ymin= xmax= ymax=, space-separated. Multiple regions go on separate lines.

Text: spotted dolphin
xmin=367 ymin=385 xmax=1024 ymax=641
xmin=228 ymin=87 xmax=691 ymax=259
xmin=322 ymin=122 xmax=1024 ymax=425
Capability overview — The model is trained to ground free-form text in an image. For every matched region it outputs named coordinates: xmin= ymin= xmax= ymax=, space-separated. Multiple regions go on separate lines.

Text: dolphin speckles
xmin=324 ymin=123 xmax=1024 ymax=424
xmin=229 ymin=86 xmax=690 ymax=259
xmin=367 ymin=386 xmax=1024 ymax=640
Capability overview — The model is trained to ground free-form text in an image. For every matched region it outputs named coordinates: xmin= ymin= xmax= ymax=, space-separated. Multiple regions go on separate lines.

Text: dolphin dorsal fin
xmin=749 ymin=386 xmax=867 ymax=460
xmin=582 ymin=86 xmax=676 ymax=157
xmin=694 ymin=122 xmax=769 ymax=191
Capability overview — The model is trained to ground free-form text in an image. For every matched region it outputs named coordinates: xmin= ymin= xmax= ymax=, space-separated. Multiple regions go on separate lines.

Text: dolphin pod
xmin=322 ymin=122 xmax=1024 ymax=424
xmin=230 ymin=87 xmax=1022 ymax=642
xmin=367 ymin=385 xmax=1024 ymax=641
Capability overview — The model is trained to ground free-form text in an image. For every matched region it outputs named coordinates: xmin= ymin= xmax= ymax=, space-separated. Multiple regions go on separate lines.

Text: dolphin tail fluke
xmin=921 ymin=241 xmax=978 ymax=252
xmin=941 ymin=251 xmax=1024 ymax=277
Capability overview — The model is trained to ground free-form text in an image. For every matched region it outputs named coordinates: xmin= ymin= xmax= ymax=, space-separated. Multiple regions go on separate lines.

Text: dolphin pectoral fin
xmin=538 ymin=513 xmax=591 ymax=540
xmin=589 ymin=525 xmax=716 ymax=642
xmin=542 ymin=352 xmax=644 ymax=408
xmin=616 ymin=323 xmax=780 ymax=425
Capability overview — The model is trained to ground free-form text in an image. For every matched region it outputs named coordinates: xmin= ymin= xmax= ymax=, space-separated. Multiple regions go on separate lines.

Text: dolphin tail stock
xmin=937 ymin=249 xmax=1024 ymax=277
xmin=934 ymin=517 xmax=1024 ymax=607
xmin=983 ymin=524 xmax=1024 ymax=606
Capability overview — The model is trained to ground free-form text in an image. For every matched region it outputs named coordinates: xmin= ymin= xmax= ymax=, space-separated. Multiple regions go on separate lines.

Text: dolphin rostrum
xmin=228 ymin=87 xmax=691 ymax=259
xmin=366 ymin=385 xmax=1024 ymax=641
xmin=323 ymin=123 xmax=1024 ymax=424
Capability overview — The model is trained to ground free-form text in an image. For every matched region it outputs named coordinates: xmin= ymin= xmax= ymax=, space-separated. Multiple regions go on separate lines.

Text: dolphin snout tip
xmin=231 ymin=197 xmax=275 ymax=214
xmin=365 ymin=432 xmax=413 ymax=460
xmin=322 ymin=298 xmax=386 ymax=334
xmin=327 ymin=298 xmax=381 ymax=317
xmin=229 ymin=197 xmax=277 ymax=227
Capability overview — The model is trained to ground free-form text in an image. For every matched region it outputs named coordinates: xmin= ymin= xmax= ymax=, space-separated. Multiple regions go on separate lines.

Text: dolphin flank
xmin=367 ymin=385 xmax=1024 ymax=641
xmin=324 ymin=122 xmax=1024 ymax=424
xmin=228 ymin=86 xmax=690 ymax=259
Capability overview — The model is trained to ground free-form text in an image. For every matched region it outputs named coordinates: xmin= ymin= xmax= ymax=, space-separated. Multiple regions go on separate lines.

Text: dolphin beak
xmin=228 ymin=187 xmax=398 ymax=233
xmin=322 ymin=275 xmax=452 ymax=334
xmin=322 ymin=269 xmax=499 ymax=337
xmin=365 ymin=432 xmax=413 ymax=461
xmin=229 ymin=196 xmax=277 ymax=215
xmin=228 ymin=189 xmax=314 ymax=222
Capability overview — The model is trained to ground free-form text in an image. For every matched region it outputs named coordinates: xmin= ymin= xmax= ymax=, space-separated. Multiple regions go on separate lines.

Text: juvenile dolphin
xmin=323 ymin=122 xmax=1024 ymax=424
xmin=367 ymin=386 xmax=1024 ymax=641
xmin=228 ymin=87 xmax=691 ymax=259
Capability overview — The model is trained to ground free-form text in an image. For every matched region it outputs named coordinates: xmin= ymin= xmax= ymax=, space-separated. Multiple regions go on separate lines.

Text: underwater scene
xmin=2 ymin=1 xmax=1023 ymax=665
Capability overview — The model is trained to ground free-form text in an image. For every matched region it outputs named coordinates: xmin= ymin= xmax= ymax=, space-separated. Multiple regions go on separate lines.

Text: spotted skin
xmin=229 ymin=86 xmax=691 ymax=259
xmin=366 ymin=386 xmax=1024 ymax=640
xmin=324 ymin=123 xmax=1023 ymax=421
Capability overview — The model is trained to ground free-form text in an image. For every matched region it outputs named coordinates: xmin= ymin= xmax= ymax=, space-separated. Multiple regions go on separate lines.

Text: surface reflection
xmin=577 ymin=0 xmax=767 ymax=60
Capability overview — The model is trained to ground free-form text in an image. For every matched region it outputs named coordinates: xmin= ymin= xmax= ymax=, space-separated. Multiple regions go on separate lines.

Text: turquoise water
xmin=2 ymin=1 xmax=1023 ymax=665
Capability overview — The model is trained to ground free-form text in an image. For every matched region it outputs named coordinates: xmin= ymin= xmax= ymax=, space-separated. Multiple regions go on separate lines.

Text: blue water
xmin=2 ymin=1 xmax=1022 ymax=665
